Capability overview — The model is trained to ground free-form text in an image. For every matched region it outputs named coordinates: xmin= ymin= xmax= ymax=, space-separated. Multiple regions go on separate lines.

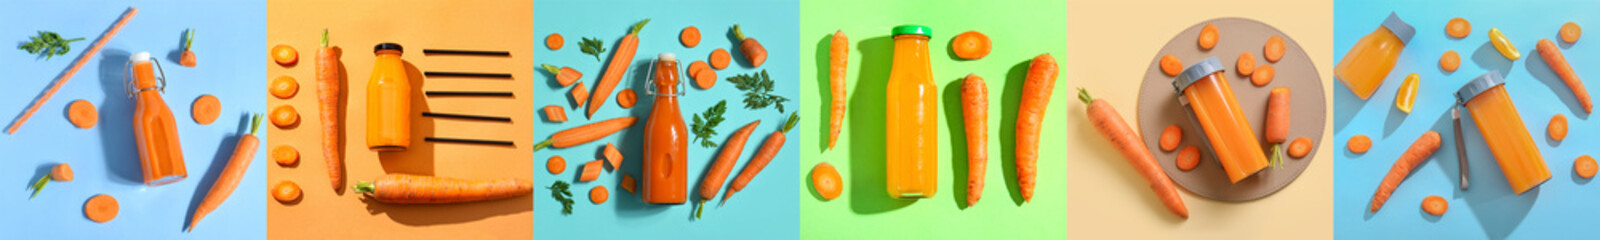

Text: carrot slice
xmin=569 ymin=82 xmax=589 ymax=109
xmin=1440 ymin=50 xmax=1460 ymax=72
xmin=273 ymin=145 xmax=299 ymax=166
xmin=1289 ymin=137 xmax=1313 ymax=158
xmin=1550 ymin=114 xmax=1569 ymax=141
xmin=546 ymin=33 xmax=564 ymax=50
xmin=1177 ymin=146 xmax=1200 ymax=171
xmin=603 ymin=143 xmax=623 ymax=170
xmin=51 ymin=163 xmax=73 ymax=182
xmin=811 ymin=162 xmax=842 ymax=200
xmin=1422 ymin=195 xmax=1448 ymax=216
xmin=580 ymin=160 xmax=602 ymax=182
xmin=1198 ymin=24 xmax=1219 ymax=50
xmin=272 ymin=181 xmax=301 ymax=203
xmin=191 ymin=94 xmax=221 ymax=125
xmin=590 ymin=185 xmax=609 ymax=204
xmin=709 ymin=48 xmax=731 ymax=70
xmin=689 ymin=60 xmax=710 ymax=77
xmin=270 ymin=105 xmax=298 ymax=128
xmin=85 ymin=194 xmax=118 ymax=223
xmin=1159 ymin=124 xmax=1182 ymax=151
xmin=681 ymin=26 xmax=700 ymax=48
xmin=621 ymin=174 xmax=636 ymax=194
xmin=617 ymin=89 xmax=638 ymax=108
xmin=271 ymin=44 xmax=297 ymax=65
xmin=547 ymin=155 xmax=566 ymax=175
xmin=1562 ymin=22 xmax=1582 ymax=43
xmin=1236 ymin=52 xmax=1256 ymax=76
xmin=1348 ymin=135 xmax=1372 ymax=153
xmin=1577 ymin=155 xmax=1597 ymax=179
xmin=695 ymin=69 xmax=718 ymax=90
xmin=951 ymin=31 xmax=991 ymax=60
xmin=1447 ymin=18 xmax=1471 ymax=38
xmin=1264 ymin=35 xmax=1286 ymax=63
xmin=1160 ymin=55 xmax=1182 ymax=76
xmin=544 ymin=105 xmax=567 ymax=122
xmin=1251 ymin=64 xmax=1275 ymax=87
xmin=270 ymin=76 xmax=298 ymax=99
xmin=66 ymin=99 xmax=97 ymax=129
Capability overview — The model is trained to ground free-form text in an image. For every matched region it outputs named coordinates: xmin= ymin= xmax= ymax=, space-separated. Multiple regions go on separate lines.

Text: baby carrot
xmin=533 ymin=116 xmax=639 ymax=151
xmin=188 ymin=114 xmax=263 ymax=232
xmin=603 ymin=143 xmax=623 ymax=170
xmin=1370 ymin=131 xmax=1442 ymax=212
xmin=355 ymin=174 xmax=534 ymax=204
xmin=1016 ymin=54 xmax=1059 ymax=203
xmin=544 ymin=105 xmax=568 ymax=122
xmin=580 ymin=160 xmax=602 ymax=182
xmin=732 ymin=25 xmax=767 ymax=68
xmin=1265 ymin=87 xmax=1291 ymax=143
xmin=681 ymin=26 xmax=701 ymax=48
xmin=570 ymin=82 xmax=589 ymax=109
xmin=697 ymin=120 xmax=760 ymax=217
xmin=1080 ymin=88 xmax=1188 ymax=218
xmin=1159 ymin=124 xmax=1182 ymax=151
xmin=828 ymin=30 xmax=849 ymax=150
xmin=721 ymin=113 xmax=798 ymax=206
xmin=961 ymin=74 xmax=988 ymax=206
xmin=1537 ymin=39 xmax=1592 ymax=113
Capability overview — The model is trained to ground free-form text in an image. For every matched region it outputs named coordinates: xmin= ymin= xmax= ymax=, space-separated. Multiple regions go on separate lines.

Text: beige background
xmin=1065 ymin=0 xmax=1333 ymax=238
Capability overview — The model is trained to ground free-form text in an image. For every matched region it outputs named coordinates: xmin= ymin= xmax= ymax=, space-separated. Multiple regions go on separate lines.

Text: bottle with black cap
xmin=367 ymin=42 xmax=410 ymax=151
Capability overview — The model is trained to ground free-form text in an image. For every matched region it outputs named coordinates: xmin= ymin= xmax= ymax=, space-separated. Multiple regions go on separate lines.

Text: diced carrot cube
xmin=604 ymin=143 xmax=623 ymax=171
xmin=580 ymin=160 xmax=602 ymax=182
xmin=570 ymin=82 xmax=589 ymax=109
xmin=544 ymin=105 xmax=567 ymax=122
xmin=621 ymin=174 xmax=636 ymax=194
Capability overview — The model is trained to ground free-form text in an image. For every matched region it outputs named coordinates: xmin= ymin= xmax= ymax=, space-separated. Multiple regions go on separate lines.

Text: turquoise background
xmin=532 ymin=0 xmax=800 ymax=239
xmin=1335 ymin=0 xmax=1600 ymax=239
xmin=0 ymin=1 xmax=266 ymax=239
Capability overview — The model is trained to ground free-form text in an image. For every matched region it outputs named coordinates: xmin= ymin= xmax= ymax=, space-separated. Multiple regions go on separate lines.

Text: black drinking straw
xmin=424 ymin=71 xmax=512 ymax=78
xmin=425 ymin=137 xmax=514 ymax=146
xmin=424 ymin=91 xmax=513 ymax=97
xmin=422 ymin=112 xmax=512 ymax=122
xmin=422 ymin=49 xmax=511 ymax=56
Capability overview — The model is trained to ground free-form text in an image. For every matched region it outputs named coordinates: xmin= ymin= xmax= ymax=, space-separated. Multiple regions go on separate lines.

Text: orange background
xmin=265 ymin=0 xmax=532 ymax=238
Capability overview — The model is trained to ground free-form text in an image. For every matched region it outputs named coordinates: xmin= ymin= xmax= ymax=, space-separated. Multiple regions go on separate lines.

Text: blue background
xmin=532 ymin=0 xmax=801 ymax=239
xmin=0 ymin=1 xmax=266 ymax=239
xmin=1335 ymin=0 xmax=1600 ymax=239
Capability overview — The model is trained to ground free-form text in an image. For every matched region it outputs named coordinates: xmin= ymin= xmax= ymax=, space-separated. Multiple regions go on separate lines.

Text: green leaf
xmin=579 ymin=37 xmax=606 ymax=62
xmin=691 ymin=100 xmax=728 ymax=148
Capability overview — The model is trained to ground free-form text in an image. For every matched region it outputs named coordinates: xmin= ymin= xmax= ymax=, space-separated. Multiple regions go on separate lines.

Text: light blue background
xmin=532 ymin=0 xmax=800 ymax=239
xmin=1335 ymin=0 xmax=1600 ymax=239
xmin=0 ymin=1 xmax=266 ymax=239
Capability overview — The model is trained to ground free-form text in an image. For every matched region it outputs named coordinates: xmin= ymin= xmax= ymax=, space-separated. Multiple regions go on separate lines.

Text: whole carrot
xmin=1370 ymin=131 xmax=1442 ymax=212
xmin=721 ymin=113 xmax=798 ymax=206
xmin=355 ymin=174 xmax=533 ymax=204
xmin=1016 ymin=54 xmax=1059 ymax=202
xmin=827 ymin=30 xmax=848 ymax=150
xmin=733 ymin=25 xmax=768 ymax=68
xmin=1080 ymin=88 xmax=1188 ymax=218
xmin=1537 ymin=39 xmax=1592 ymax=113
xmin=587 ymin=19 xmax=650 ymax=118
xmin=1264 ymin=87 xmax=1291 ymax=167
xmin=316 ymin=29 xmax=344 ymax=193
xmin=533 ymin=116 xmax=639 ymax=151
xmin=696 ymin=120 xmax=761 ymax=218
xmin=961 ymin=74 xmax=988 ymax=207
xmin=188 ymin=114 xmax=263 ymax=232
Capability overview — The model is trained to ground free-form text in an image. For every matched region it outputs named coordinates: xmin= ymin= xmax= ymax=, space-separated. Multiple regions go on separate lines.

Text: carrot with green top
xmin=696 ymin=120 xmax=760 ymax=218
xmin=355 ymin=174 xmax=533 ymax=204
xmin=721 ymin=113 xmax=798 ymax=206
xmin=587 ymin=19 xmax=649 ymax=118
xmin=733 ymin=25 xmax=767 ymax=68
xmin=1080 ymin=88 xmax=1188 ymax=218
xmin=316 ymin=29 xmax=345 ymax=193
xmin=188 ymin=114 xmax=263 ymax=232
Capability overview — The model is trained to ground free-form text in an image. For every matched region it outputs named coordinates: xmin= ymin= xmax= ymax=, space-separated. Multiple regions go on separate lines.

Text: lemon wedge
xmin=1489 ymin=28 xmax=1521 ymax=60
xmin=1396 ymin=73 xmax=1420 ymax=114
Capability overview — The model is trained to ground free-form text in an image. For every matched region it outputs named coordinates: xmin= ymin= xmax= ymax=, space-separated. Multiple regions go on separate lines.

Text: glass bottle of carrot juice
xmin=367 ymin=43 xmax=410 ymax=151
xmin=128 ymin=51 xmax=187 ymax=186
xmin=885 ymin=25 xmax=938 ymax=198
xmin=643 ymin=53 xmax=688 ymax=204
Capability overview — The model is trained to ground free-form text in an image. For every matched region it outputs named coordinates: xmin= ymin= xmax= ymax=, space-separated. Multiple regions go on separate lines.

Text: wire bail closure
xmin=124 ymin=58 xmax=168 ymax=98
xmin=644 ymin=56 xmax=685 ymax=97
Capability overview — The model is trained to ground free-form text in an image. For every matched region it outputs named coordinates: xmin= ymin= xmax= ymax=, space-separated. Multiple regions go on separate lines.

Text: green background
xmin=798 ymin=0 xmax=1067 ymax=238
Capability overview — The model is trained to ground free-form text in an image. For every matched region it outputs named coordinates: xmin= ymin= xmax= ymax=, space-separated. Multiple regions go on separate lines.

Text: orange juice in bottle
xmin=642 ymin=53 xmax=688 ymax=204
xmin=1336 ymin=12 xmax=1414 ymax=100
xmin=1456 ymin=71 xmax=1550 ymax=194
xmin=367 ymin=43 xmax=410 ymax=151
xmin=1173 ymin=58 xmax=1268 ymax=183
xmin=885 ymin=25 xmax=938 ymax=198
xmin=128 ymin=52 xmax=187 ymax=186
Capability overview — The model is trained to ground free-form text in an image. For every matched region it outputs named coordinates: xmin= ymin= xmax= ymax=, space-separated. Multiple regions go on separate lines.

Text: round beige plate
xmin=1136 ymin=18 xmax=1327 ymax=202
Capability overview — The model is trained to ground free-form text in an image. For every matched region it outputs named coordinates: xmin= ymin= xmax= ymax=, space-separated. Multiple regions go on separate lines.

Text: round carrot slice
xmin=1422 ymin=195 xmax=1448 ymax=216
xmin=1440 ymin=50 xmax=1461 ymax=72
xmin=84 ymin=194 xmax=118 ymax=223
xmin=1177 ymin=146 xmax=1201 ymax=171
xmin=811 ymin=162 xmax=842 ymax=200
xmin=1550 ymin=114 xmax=1569 ymax=141
xmin=681 ymin=26 xmax=700 ymax=48
xmin=192 ymin=94 xmax=221 ymax=125
xmin=547 ymin=155 xmax=566 ymax=174
xmin=270 ymin=105 xmax=299 ymax=128
xmin=271 ymin=76 xmax=299 ymax=99
xmin=1264 ymin=35 xmax=1286 ymax=63
xmin=1236 ymin=52 xmax=1256 ymax=76
xmin=1160 ymin=55 xmax=1182 ymax=76
xmin=546 ymin=33 xmax=564 ymax=50
xmin=271 ymin=44 xmax=297 ymax=65
xmin=1159 ymin=124 xmax=1182 ymax=151
xmin=66 ymin=99 xmax=97 ymax=129
xmin=1447 ymin=18 xmax=1471 ymax=38
xmin=1578 ymin=155 xmax=1598 ymax=179
xmin=951 ymin=31 xmax=992 ymax=60
xmin=688 ymin=60 xmax=710 ymax=81
xmin=590 ymin=185 xmax=609 ymax=204
xmin=273 ymin=145 xmax=299 ymax=166
xmin=273 ymin=181 xmax=301 ymax=203
xmin=1562 ymin=22 xmax=1582 ymax=43
xmin=1348 ymin=135 xmax=1372 ymax=154
xmin=709 ymin=48 xmax=731 ymax=70
xmin=51 ymin=163 xmax=73 ymax=182
xmin=695 ymin=69 xmax=718 ymax=90
xmin=1251 ymin=64 xmax=1275 ymax=87
xmin=617 ymin=89 xmax=638 ymax=108
xmin=1289 ymin=137 xmax=1314 ymax=158
xmin=1198 ymin=24 xmax=1219 ymax=50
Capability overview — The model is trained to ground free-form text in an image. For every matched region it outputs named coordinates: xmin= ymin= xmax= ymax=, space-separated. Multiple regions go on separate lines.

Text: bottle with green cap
xmin=885 ymin=24 xmax=939 ymax=199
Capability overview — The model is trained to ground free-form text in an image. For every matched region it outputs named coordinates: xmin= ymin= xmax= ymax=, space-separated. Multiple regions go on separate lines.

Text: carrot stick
xmin=1537 ymin=39 xmax=1592 ymax=113
xmin=721 ymin=113 xmax=798 ymax=206
xmin=1369 ymin=131 xmax=1443 ymax=213
xmin=733 ymin=25 xmax=768 ymax=68
xmin=354 ymin=174 xmax=533 ymax=204
xmin=541 ymin=64 xmax=582 ymax=87
xmin=960 ymin=74 xmax=988 ymax=207
xmin=1080 ymin=88 xmax=1188 ymax=218
xmin=587 ymin=19 xmax=649 ymax=118
xmin=316 ymin=29 xmax=345 ymax=193
xmin=188 ymin=114 xmax=263 ymax=232
xmin=1016 ymin=54 xmax=1059 ymax=203
xmin=533 ymin=116 xmax=639 ymax=151
xmin=695 ymin=120 xmax=760 ymax=218
xmin=828 ymin=30 xmax=848 ymax=150
xmin=8 ymin=8 xmax=136 ymax=134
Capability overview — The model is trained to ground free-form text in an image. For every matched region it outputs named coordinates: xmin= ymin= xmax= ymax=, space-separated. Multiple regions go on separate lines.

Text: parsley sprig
xmin=727 ymin=70 xmax=790 ymax=112
xmin=691 ymin=100 xmax=728 ymax=148
xmin=548 ymin=181 xmax=575 ymax=215
xmin=18 ymin=31 xmax=84 ymax=60
xmin=579 ymin=37 xmax=606 ymax=62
